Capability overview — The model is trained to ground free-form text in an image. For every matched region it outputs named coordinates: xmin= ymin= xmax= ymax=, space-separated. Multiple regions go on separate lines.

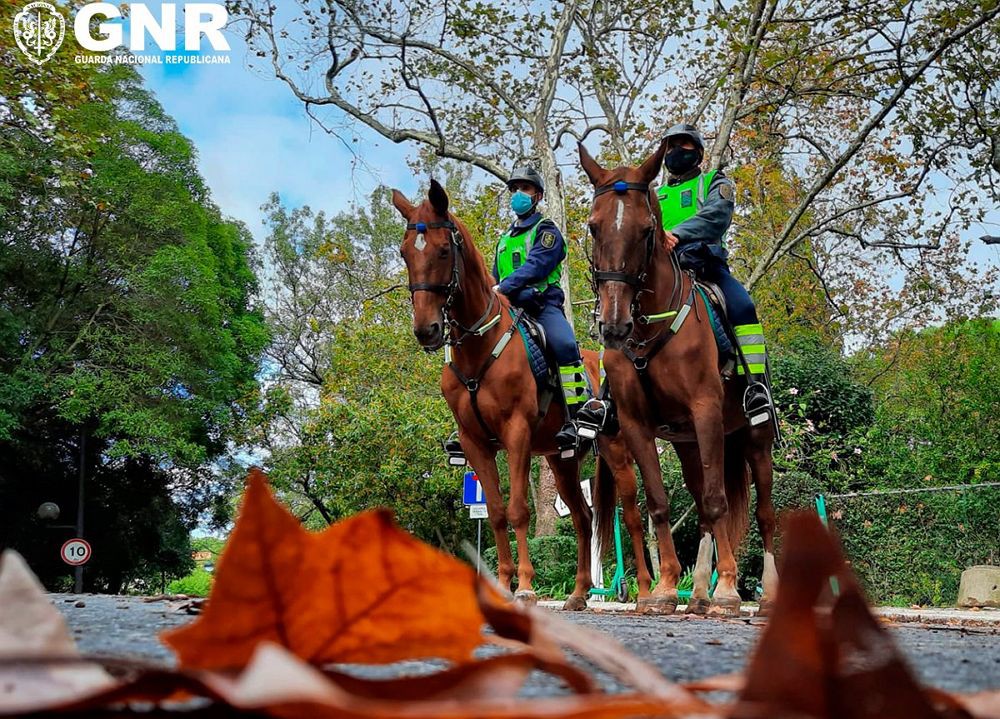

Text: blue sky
xmin=138 ymin=28 xmax=417 ymax=241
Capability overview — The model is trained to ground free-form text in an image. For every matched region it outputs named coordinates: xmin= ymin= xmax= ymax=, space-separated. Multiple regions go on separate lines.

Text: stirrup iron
xmin=743 ymin=382 xmax=773 ymax=428
xmin=443 ymin=431 xmax=466 ymax=466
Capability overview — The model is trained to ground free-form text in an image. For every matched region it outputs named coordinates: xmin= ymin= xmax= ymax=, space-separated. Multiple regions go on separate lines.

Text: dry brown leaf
xmin=0 ymin=550 xmax=116 ymax=713
xmin=200 ymin=642 xmax=705 ymax=719
xmin=163 ymin=469 xmax=485 ymax=669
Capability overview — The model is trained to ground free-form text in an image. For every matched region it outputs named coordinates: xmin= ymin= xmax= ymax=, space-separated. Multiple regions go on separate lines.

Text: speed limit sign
xmin=60 ymin=538 xmax=92 ymax=566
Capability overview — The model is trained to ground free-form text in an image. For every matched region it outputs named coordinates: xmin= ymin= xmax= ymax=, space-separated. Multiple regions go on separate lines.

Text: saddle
xmin=694 ymin=281 xmax=737 ymax=374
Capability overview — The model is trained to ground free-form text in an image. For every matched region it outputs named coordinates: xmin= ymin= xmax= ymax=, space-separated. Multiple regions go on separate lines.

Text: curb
xmin=538 ymin=600 xmax=1000 ymax=627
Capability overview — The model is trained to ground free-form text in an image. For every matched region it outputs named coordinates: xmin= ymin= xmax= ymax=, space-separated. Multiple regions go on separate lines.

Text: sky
xmin=135 ymin=14 xmax=417 ymax=242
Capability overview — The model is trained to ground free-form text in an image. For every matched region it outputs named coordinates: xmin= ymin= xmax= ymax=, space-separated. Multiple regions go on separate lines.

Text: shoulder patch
xmin=539 ymin=231 xmax=557 ymax=249
xmin=719 ymin=181 xmax=735 ymax=201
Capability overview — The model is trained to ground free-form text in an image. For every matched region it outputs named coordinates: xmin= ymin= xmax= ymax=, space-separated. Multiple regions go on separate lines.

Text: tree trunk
xmin=535 ymin=462 xmax=560 ymax=537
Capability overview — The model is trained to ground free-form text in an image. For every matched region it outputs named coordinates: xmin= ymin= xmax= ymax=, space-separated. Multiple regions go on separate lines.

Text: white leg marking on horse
xmin=414 ymin=232 xmax=426 ymax=252
xmin=615 ymin=199 xmax=624 ymax=232
xmin=762 ymin=550 xmax=778 ymax=597
xmin=692 ymin=532 xmax=713 ymax=599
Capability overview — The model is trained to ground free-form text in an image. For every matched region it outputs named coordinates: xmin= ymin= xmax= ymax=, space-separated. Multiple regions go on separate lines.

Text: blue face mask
xmin=510 ymin=190 xmax=536 ymax=216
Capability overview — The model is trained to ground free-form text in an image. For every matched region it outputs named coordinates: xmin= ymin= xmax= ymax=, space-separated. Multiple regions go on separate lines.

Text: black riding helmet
xmin=663 ymin=123 xmax=705 ymax=152
xmin=506 ymin=165 xmax=545 ymax=193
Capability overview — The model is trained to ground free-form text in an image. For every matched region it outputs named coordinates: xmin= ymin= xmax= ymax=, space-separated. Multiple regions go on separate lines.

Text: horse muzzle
xmin=414 ymin=321 xmax=445 ymax=352
xmin=600 ymin=320 xmax=634 ymax=350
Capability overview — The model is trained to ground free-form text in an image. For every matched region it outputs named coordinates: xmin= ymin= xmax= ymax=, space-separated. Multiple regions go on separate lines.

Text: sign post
xmin=463 ymin=470 xmax=488 ymax=573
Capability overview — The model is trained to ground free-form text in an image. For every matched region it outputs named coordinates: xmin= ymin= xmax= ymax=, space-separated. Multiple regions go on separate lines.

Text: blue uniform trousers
xmin=700 ymin=260 xmax=759 ymax=327
xmin=532 ymin=302 xmax=581 ymax=366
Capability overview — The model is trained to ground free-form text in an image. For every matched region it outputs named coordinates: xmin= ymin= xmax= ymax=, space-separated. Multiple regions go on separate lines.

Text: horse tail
xmin=723 ymin=435 xmax=752 ymax=552
xmin=593 ymin=452 xmax=618 ymax=557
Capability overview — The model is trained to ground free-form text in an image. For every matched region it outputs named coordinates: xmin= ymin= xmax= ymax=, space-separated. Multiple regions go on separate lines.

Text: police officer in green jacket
xmin=658 ymin=123 xmax=773 ymax=426
xmin=493 ymin=165 xmax=608 ymax=453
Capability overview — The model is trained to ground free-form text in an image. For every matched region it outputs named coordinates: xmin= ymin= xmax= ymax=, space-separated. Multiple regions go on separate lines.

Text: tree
xmin=235 ymin=0 xmax=998 ymax=347
xmin=0 ymin=58 xmax=267 ymax=588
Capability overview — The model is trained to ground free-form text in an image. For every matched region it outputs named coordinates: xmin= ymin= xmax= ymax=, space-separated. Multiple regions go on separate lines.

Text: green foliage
xmin=0 ymin=59 xmax=264 ymax=589
xmin=483 ymin=534 xmax=580 ymax=597
xmin=168 ymin=569 xmax=214 ymax=598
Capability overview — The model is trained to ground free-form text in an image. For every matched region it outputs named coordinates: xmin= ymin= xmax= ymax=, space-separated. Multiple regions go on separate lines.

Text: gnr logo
xmin=12 ymin=2 xmax=230 ymax=65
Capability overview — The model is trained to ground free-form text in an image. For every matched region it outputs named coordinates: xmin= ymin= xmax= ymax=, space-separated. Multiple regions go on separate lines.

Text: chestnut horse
xmin=391 ymin=179 xmax=641 ymax=610
xmin=579 ymin=140 xmax=778 ymax=616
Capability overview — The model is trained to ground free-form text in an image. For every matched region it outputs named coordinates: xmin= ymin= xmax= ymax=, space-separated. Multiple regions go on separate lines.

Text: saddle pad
xmin=513 ymin=311 xmax=549 ymax=386
xmin=695 ymin=285 xmax=734 ymax=356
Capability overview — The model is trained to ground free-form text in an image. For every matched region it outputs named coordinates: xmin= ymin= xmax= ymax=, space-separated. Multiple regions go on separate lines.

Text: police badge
xmin=13 ymin=2 xmax=65 ymax=66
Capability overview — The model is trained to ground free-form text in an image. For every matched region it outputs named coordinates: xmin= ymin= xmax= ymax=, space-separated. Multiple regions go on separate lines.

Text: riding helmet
xmin=506 ymin=165 xmax=545 ymax=193
xmin=663 ymin=123 xmax=705 ymax=151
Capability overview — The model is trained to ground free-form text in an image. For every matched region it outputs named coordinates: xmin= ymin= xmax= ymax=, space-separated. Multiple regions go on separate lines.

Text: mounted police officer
xmin=493 ymin=165 xmax=608 ymax=453
xmin=657 ymin=123 xmax=774 ymax=426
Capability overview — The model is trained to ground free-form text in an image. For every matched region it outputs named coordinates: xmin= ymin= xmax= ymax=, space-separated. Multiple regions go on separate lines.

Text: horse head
xmin=391 ymin=179 xmax=462 ymax=351
xmin=579 ymin=139 xmax=669 ymax=349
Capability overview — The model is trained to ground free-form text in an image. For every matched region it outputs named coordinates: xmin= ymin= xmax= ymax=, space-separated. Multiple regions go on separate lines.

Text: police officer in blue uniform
xmin=493 ymin=166 xmax=607 ymax=452
xmin=658 ymin=123 xmax=773 ymax=425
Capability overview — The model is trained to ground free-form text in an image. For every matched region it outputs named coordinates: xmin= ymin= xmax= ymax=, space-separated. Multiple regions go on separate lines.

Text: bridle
xmin=588 ymin=178 xmax=691 ymax=361
xmin=590 ymin=180 xmax=658 ymax=292
xmin=405 ymin=219 xmax=500 ymax=348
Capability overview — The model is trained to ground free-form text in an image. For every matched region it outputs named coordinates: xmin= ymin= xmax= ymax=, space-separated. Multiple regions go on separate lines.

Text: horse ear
xmin=578 ymin=142 xmax=605 ymax=186
xmin=639 ymin=137 xmax=669 ymax=183
xmin=428 ymin=178 xmax=449 ymax=217
xmin=391 ymin=189 xmax=415 ymax=220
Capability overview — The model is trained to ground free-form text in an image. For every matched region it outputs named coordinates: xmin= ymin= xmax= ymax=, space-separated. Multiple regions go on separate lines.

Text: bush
xmin=483 ymin=531 xmax=579 ymax=598
xmin=167 ymin=569 xmax=213 ymax=597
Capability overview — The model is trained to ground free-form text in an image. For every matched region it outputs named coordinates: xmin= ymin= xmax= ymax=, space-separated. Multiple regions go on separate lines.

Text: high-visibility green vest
xmin=495 ymin=218 xmax=563 ymax=290
xmin=656 ymin=169 xmax=719 ymax=232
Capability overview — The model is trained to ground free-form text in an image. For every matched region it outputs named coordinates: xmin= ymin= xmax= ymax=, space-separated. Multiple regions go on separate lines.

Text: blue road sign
xmin=463 ymin=470 xmax=485 ymax=506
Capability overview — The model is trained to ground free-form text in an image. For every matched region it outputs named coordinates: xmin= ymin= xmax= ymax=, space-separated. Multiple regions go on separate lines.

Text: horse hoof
xmin=684 ymin=597 xmax=711 ymax=615
xmin=514 ymin=590 xmax=538 ymax=606
xmin=756 ymin=598 xmax=776 ymax=617
xmin=708 ymin=596 xmax=742 ymax=617
xmin=562 ymin=595 xmax=588 ymax=612
xmin=636 ymin=596 xmax=677 ymax=615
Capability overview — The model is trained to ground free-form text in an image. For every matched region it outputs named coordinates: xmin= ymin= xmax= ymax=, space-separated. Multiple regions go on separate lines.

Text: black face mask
xmin=665 ymin=147 xmax=701 ymax=175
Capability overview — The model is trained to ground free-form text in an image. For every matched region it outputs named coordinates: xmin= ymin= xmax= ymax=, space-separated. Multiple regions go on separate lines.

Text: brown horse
xmin=391 ymin=179 xmax=642 ymax=610
xmin=579 ymin=140 xmax=779 ymax=616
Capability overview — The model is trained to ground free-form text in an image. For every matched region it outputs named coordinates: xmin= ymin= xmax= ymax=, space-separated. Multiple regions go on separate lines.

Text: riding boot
xmin=554 ymin=363 xmax=588 ymax=457
xmin=576 ymin=351 xmax=611 ymax=440
xmin=443 ymin=430 xmax=466 ymax=466
xmin=734 ymin=323 xmax=774 ymax=427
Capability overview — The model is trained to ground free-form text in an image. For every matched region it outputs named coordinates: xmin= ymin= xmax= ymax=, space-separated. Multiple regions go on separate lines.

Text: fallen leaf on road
xmin=163 ymin=468 xmax=484 ymax=669
xmin=0 ymin=550 xmax=115 ymax=713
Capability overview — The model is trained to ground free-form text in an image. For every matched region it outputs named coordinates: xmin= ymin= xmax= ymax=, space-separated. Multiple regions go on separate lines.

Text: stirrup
xmin=555 ymin=422 xmax=578 ymax=459
xmin=576 ymin=398 xmax=608 ymax=441
xmin=743 ymin=382 xmax=773 ymax=428
xmin=443 ymin=431 xmax=466 ymax=466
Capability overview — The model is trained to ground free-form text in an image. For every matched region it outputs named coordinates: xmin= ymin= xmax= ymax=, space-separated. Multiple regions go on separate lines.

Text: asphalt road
xmin=52 ymin=594 xmax=1000 ymax=696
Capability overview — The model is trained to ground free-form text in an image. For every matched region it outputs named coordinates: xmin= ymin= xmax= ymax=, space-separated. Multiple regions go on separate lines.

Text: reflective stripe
xmin=738 ymin=343 xmax=766 ymax=356
xmin=733 ymin=323 xmax=764 ymax=337
xmin=737 ymin=363 xmax=767 ymax=375
xmin=735 ymin=334 xmax=765 ymax=347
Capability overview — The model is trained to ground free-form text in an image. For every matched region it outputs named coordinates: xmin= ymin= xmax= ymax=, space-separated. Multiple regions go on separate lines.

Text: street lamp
xmin=37 ymin=502 xmax=60 ymax=521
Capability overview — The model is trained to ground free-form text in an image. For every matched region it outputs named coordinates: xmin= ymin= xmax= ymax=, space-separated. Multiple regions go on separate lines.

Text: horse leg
xmin=690 ymin=397 xmax=743 ymax=616
xmin=673 ymin=443 xmax=713 ymax=615
xmin=545 ymin=454 xmax=592 ymax=611
xmin=748 ymin=426 xmax=778 ymax=615
xmin=707 ymin=431 xmax=752 ymax=617
xmin=602 ymin=435 xmax=652 ymax=598
xmin=625 ymin=421 xmax=681 ymax=614
xmin=504 ymin=420 xmax=536 ymax=604
xmin=461 ymin=438 xmax=513 ymax=592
